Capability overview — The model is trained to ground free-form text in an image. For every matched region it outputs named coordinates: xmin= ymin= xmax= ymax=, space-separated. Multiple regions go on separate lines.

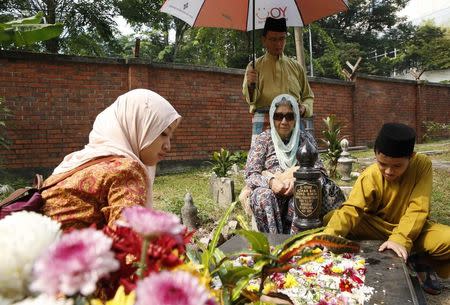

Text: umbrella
xmin=160 ymin=0 xmax=349 ymax=66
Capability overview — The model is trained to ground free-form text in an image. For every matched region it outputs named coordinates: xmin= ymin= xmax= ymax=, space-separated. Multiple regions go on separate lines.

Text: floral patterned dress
xmin=245 ymin=130 xmax=344 ymax=234
xmin=42 ymin=156 xmax=148 ymax=230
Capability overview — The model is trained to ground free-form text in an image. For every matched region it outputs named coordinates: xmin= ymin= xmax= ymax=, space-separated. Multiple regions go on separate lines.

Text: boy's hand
xmin=378 ymin=240 xmax=408 ymax=261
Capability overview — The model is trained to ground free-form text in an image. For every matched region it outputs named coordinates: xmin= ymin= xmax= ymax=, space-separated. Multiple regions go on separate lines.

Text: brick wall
xmin=0 ymin=51 xmax=449 ymax=172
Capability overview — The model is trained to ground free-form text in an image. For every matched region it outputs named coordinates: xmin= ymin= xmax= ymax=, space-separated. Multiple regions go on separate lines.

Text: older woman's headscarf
xmin=52 ymin=89 xmax=181 ymax=207
xmin=269 ymin=94 xmax=301 ymax=170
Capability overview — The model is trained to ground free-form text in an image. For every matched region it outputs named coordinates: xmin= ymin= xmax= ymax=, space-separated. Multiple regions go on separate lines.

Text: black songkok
xmin=374 ymin=123 xmax=416 ymax=157
xmin=263 ymin=17 xmax=287 ymax=35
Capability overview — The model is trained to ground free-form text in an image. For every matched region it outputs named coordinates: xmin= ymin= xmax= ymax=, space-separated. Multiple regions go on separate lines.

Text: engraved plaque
xmin=294 ymin=182 xmax=320 ymax=218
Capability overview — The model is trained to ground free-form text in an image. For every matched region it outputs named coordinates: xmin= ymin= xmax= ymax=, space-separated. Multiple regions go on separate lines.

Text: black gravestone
xmin=219 ymin=236 xmax=427 ymax=305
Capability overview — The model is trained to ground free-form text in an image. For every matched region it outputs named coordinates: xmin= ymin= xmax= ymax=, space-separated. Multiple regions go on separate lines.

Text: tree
xmin=312 ymin=0 xmax=416 ymax=77
xmin=0 ymin=11 xmax=63 ymax=47
xmin=114 ymin=0 xmax=190 ymax=62
xmin=393 ymin=22 xmax=450 ymax=73
xmin=1 ymin=0 xmax=118 ymax=54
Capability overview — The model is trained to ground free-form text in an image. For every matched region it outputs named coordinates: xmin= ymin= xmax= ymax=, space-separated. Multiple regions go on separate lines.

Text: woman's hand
xmin=281 ymin=178 xmax=295 ymax=196
xmin=269 ymin=178 xmax=288 ymax=195
xmin=270 ymin=177 xmax=294 ymax=196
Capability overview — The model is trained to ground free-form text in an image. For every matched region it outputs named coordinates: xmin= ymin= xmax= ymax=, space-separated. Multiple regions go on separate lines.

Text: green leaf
xmin=8 ymin=24 xmax=63 ymax=46
xmin=5 ymin=12 xmax=44 ymax=25
xmin=274 ymin=227 xmax=324 ymax=255
xmin=231 ymin=276 xmax=254 ymax=301
xmin=201 ymin=202 xmax=236 ymax=275
xmin=235 ymin=230 xmax=270 ymax=255
xmin=219 ymin=266 xmax=258 ymax=285
xmin=0 ymin=12 xmax=63 ymax=46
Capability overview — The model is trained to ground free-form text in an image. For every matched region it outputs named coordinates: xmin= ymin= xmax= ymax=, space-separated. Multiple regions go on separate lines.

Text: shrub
xmin=231 ymin=150 xmax=248 ymax=169
xmin=422 ymin=121 xmax=450 ymax=142
xmin=321 ymin=115 xmax=344 ymax=178
xmin=208 ymin=148 xmax=236 ymax=177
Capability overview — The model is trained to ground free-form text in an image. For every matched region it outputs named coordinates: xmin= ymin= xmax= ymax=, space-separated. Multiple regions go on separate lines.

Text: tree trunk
xmin=294 ymin=27 xmax=306 ymax=69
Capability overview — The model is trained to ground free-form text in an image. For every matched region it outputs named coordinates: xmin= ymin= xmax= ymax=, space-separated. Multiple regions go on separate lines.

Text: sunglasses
xmin=273 ymin=112 xmax=295 ymax=121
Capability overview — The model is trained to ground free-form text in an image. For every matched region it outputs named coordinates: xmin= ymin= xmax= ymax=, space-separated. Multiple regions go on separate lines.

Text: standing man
xmin=243 ymin=17 xmax=314 ymax=144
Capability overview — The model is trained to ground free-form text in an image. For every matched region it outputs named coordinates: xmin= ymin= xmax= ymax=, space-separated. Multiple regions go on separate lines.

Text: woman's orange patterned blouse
xmin=42 ymin=156 xmax=148 ymax=230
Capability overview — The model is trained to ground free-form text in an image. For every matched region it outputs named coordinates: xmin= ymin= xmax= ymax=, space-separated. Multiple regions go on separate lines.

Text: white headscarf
xmin=52 ymin=89 xmax=181 ymax=207
xmin=269 ymin=94 xmax=301 ymax=170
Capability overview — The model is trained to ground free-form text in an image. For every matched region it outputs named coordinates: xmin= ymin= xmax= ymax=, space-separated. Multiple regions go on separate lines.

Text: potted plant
xmin=208 ymin=148 xmax=236 ymax=206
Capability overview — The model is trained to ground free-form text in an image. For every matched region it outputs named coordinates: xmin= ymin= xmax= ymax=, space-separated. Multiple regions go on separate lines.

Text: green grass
xmin=152 ymin=168 xmax=248 ymax=231
xmin=430 ymin=169 xmax=450 ymax=225
xmin=1 ymin=140 xmax=449 ymax=226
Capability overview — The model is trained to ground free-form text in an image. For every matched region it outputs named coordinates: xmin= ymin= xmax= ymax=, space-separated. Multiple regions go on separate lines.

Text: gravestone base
xmin=210 ymin=176 xmax=235 ymax=207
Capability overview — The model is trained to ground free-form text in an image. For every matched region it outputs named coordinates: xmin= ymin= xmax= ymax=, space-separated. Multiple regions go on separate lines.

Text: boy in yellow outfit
xmin=324 ymin=123 xmax=450 ymax=295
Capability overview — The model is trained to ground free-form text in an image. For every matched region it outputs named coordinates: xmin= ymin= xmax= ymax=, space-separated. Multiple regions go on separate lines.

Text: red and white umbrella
xmin=161 ymin=0 xmax=349 ymax=66
xmin=160 ymin=0 xmax=349 ymax=31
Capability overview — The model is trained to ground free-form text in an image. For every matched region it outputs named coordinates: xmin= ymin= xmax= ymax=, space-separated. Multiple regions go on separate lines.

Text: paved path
xmin=357 ymin=150 xmax=450 ymax=172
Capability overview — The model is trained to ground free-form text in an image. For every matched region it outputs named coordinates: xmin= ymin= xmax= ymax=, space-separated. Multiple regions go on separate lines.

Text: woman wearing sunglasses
xmin=244 ymin=94 xmax=344 ymax=234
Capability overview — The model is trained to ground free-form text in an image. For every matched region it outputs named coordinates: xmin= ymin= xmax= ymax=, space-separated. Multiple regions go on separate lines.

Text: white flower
xmin=0 ymin=295 xmax=14 ymax=305
xmin=12 ymin=294 xmax=73 ymax=305
xmin=0 ymin=212 xmax=61 ymax=301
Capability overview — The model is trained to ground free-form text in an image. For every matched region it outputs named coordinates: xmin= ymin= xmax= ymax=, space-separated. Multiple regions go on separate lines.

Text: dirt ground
xmin=426 ymin=277 xmax=450 ymax=305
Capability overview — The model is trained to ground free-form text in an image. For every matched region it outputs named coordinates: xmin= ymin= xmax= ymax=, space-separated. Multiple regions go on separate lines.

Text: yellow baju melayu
xmin=324 ymin=153 xmax=450 ymax=278
xmin=242 ymin=52 xmax=314 ymax=116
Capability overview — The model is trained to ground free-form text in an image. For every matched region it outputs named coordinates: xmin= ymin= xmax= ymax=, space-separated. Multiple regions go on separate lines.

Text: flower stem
xmin=137 ymin=237 xmax=150 ymax=279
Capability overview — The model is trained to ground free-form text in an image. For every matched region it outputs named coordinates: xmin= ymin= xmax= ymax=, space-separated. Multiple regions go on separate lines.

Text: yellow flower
xmin=284 ymin=274 xmax=298 ymax=288
xmin=331 ymin=266 xmax=344 ymax=274
xmin=314 ymin=256 xmax=325 ymax=263
xmin=311 ymin=248 xmax=323 ymax=254
xmin=246 ymin=283 xmax=259 ymax=292
xmin=89 ymin=286 xmax=135 ymax=305
xmin=262 ymin=282 xmax=276 ymax=294
xmin=175 ymin=262 xmax=211 ymax=287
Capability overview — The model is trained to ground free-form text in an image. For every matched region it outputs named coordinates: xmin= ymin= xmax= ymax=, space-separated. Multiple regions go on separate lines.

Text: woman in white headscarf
xmin=244 ymin=94 xmax=344 ymax=234
xmin=42 ymin=89 xmax=181 ymax=230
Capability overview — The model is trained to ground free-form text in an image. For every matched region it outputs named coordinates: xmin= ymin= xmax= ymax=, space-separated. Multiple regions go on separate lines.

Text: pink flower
xmin=136 ymin=271 xmax=211 ymax=305
xmin=31 ymin=228 xmax=119 ymax=296
xmin=122 ymin=206 xmax=184 ymax=237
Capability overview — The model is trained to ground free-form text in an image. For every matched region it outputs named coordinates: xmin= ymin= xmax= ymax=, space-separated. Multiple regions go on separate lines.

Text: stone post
xmin=337 ymin=138 xmax=354 ymax=182
xmin=181 ymin=193 xmax=199 ymax=230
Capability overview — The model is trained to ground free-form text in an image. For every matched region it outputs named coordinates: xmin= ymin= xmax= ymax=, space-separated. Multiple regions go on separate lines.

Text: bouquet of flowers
xmin=0 ymin=203 xmax=374 ymax=305
xmin=0 ymin=207 xmax=215 ymax=305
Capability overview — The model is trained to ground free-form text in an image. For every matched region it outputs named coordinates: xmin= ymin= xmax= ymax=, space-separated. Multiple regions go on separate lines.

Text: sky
xmin=116 ymin=0 xmax=450 ymax=36
xmin=399 ymin=0 xmax=450 ymax=27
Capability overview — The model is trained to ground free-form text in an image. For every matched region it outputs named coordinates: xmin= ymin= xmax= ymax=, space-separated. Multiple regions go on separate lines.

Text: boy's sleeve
xmin=388 ymin=157 xmax=432 ymax=252
xmin=323 ymin=172 xmax=377 ymax=237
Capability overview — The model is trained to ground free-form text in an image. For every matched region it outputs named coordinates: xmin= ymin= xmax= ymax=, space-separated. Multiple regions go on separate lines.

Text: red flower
xmin=99 ymin=225 xmax=193 ymax=297
xmin=270 ymin=272 xmax=285 ymax=289
xmin=303 ymin=271 xmax=317 ymax=277
xmin=322 ymin=263 xmax=334 ymax=275
xmin=339 ymin=278 xmax=354 ymax=292
xmin=344 ymin=268 xmax=363 ymax=285
xmin=342 ymin=253 xmax=354 ymax=259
